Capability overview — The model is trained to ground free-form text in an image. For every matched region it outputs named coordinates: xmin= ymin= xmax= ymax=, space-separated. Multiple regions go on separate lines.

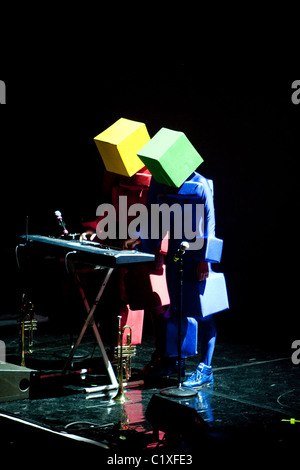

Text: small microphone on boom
xmin=173 ymin=241 xmax=190 ymax=262
xmin=54 ymin=210 xmax=69 ymax=236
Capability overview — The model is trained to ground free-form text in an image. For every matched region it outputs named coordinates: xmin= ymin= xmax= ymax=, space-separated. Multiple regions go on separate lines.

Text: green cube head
xmin=137 ymin=127 xmax=204 ymax=187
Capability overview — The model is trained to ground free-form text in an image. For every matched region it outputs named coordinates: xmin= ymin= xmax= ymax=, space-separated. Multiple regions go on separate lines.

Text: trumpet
xmin=113 ymin=315 xmax=136 ymax=403
xmin=19 ymin=293 xmax=37 ymax=367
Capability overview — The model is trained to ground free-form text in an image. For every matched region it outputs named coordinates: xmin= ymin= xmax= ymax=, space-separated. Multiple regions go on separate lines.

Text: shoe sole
xmin=182 ymin=380 xmax=214 ymax=389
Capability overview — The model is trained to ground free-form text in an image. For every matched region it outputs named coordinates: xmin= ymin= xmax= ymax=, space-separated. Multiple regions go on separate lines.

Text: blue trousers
xmin=198 ymin=315 xmax=216 ymax=366
xmin=165 ymin=254 xmax=217 ymax=367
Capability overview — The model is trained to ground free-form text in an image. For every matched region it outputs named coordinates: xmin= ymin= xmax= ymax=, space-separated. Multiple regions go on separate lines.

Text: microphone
xmin=54 ymin=210 xmax=69 ymax=236
xmin=173 ymin=241 xmax=190 ymax=262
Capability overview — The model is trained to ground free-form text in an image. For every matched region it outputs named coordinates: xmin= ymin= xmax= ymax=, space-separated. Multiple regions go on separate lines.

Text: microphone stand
xmin=160 ymin=249 xmax=197 ymax=398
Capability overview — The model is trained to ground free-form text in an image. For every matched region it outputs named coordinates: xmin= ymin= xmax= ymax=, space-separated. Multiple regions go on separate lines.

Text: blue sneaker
xmin=182 ymin=363 xmax=213 ymax=388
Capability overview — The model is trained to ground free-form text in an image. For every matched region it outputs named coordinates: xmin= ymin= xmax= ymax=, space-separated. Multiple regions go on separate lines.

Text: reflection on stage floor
xmin=0 ymin=319 xmax=299 ymax=466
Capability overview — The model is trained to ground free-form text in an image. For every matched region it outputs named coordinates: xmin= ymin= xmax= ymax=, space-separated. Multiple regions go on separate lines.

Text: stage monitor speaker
xmin=146 ymin=393 xmax=209 ymax=439
xmin=0 ymin=361 xmax=37 ymax=402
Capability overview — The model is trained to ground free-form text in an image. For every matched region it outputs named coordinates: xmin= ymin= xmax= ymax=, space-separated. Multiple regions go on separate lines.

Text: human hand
xmin=123 ymin=238 xmax=141 ymax=250
xmin=79 ymin=231 xmax=97 ymax=242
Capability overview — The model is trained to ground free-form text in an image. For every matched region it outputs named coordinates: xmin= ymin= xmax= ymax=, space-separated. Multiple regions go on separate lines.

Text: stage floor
xmin=0 ymin=318 xmax=299 ymax=466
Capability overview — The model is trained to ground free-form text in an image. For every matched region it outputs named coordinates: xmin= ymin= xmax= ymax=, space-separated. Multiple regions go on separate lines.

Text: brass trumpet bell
xmin=112 ymin=316 xmax=136 ymax=403
xmin=19 ymin=294 xmax=37 ymax=367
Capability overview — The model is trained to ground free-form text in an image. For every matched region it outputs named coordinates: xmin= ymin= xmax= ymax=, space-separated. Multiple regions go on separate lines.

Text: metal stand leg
xmin=161 ymin=254 xmax=197 ymax=398
xmin=62 ymin=257 xmax=118 ymax=389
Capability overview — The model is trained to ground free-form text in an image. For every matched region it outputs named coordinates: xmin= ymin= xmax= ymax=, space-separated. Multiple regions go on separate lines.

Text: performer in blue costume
xmin=137 ymin=129 xmax=229 ymax=387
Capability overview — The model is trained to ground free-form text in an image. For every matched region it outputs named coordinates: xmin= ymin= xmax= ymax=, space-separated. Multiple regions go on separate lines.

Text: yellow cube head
xmin=94 ymin=118 xmax=150 ymax=177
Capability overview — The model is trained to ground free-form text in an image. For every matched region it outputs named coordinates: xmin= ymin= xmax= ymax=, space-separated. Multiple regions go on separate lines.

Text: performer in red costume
xmin=81 ymin=118 xmax=170 ymax=359
xmin=80 ymin=167 xmax=170 ymax=353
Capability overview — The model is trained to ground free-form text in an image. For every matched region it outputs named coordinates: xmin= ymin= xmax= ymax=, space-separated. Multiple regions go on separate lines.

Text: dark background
xmin=1 ymin=59 xmax=299 ymax=350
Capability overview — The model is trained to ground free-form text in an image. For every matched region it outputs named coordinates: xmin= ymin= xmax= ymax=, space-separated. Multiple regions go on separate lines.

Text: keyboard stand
xmin=62 ymin=253 xmax=118 ymax=391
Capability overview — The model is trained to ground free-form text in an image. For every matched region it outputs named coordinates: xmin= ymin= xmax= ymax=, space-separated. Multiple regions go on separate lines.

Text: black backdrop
xmin=1 ymin=65 xmax=299 ymax=349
